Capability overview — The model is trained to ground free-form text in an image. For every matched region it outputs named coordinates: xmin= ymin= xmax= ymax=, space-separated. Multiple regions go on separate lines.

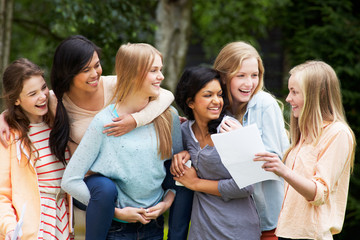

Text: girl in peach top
xmin=0 ymin=58 xmax=73 ymax=240
xmin=255 ymin=61 xmax=356 ymax=240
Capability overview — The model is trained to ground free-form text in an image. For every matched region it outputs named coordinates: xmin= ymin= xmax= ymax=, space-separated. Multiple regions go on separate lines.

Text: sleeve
xmin=61 ymin=115 xmax=105 ymax=206
xmin=309 ymin=128 xmax=353 ymax=206
xmin=218 ymin=179 xmax=254 ymax=201
xmin=0 ymin=139 xmax=17 ymax=236
xmin=131 ymin=88 xmax=174 ymax=127
xmin=260 ymin=99 xmax=289 ymax=159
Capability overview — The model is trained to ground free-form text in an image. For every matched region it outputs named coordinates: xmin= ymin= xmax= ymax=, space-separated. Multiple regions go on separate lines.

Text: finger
xmin=103 ymin=121 xmax=118 ymax=129
xmin=172 ymin=155 xmax=183 ymax=176
xmin=138 ymin=215 xmax=151 ymax=224
xmin=225 ymin=119 xmax=242 ymax=129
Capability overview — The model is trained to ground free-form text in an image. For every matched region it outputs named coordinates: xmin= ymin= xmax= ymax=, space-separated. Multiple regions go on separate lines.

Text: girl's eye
xmin=252 ymin=74 xmax=259 ymax=77
xmin=237 ymin=74 xmax=244 ymax=78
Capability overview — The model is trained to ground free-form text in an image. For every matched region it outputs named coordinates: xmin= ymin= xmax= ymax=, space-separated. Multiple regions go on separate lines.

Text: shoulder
xmin=169 ymin=105 xmax=179 ymax=117
xmin=101 ymin=75 xmax=117 ymax=90
xmin=91 ymin=106 xmax=113 ymax=125
xmin=250 ymin=91 xmax=278 ymax=107
xmin=326 ymin=121 xmax=353 ymax=140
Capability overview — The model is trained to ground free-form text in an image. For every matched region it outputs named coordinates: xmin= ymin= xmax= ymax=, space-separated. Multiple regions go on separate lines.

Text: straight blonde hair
xmin=284 ymin=60 xmax=356 ymax=170
xmin=213 ymin=41 xmax=264 ymax=122
xmin=110 ymin=43 xmax=173 ymax=159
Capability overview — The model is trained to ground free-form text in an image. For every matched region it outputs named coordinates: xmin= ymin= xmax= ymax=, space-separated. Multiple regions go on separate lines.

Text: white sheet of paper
xmin=12 ymin=203 xmax=26 ymax=240
xmin=211 ymin=124 xmax=281 ymax=189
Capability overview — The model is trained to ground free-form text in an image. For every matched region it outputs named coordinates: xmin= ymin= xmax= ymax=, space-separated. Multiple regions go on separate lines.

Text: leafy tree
xmin=191 ymin=0 xmax=290 ymax=59
xmin=10 ymin=0 xmax=158 ymax=78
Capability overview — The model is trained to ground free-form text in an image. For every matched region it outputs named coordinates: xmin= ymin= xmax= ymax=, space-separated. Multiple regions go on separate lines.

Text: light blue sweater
xmin=61 ymin=105 xmax=182 ymax=209
xmin=243 ymin=91 xmax=290 ymax=231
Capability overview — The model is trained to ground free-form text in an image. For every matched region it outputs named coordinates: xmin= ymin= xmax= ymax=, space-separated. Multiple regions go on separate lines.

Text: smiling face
xmin=188 ymin=79 xmax=224 ymax=124
xmin=286 ymin=73 xmax=304 ymax=118
xmin=229 ymin=57 xmax=259 ymax=107
xmin=141 ymin=54 xmax=164 ymax=98
xmin=71 ymin=51 xmax=103 ymax=93
xmin=15 ymin=75 xmax=49 ymax=123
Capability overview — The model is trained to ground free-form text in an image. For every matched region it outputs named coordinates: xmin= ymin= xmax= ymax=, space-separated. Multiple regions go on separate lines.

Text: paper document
xmin=211 ymin=124 xmax=280 ymax=189
xmin=12 ymin=203 xmax=26 ymax=240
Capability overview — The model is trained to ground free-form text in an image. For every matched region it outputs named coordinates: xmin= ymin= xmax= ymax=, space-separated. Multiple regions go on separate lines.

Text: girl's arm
xmin=103 ymin=88 xmax=174 ymax=136
xmin=174 ymin=166 xmax=221 ymax=196
xmin=61 ymin=116 xmax=104 ymax=205
xmin=0 ymin=139 xmax=18 ymax=235
xmin=144 ymin=190 xmax=175 ymax=220
xmin=254 ymin=152 xmax=316 ymax=200
xmin=260 ymin=98 xmax=289 ymax=158
xmin=255 ymin=126 xmax=353 ymax=203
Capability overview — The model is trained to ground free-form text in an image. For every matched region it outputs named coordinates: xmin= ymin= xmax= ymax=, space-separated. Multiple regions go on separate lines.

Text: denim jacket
xmin=242 ymin=90 xmax=290 ymax=231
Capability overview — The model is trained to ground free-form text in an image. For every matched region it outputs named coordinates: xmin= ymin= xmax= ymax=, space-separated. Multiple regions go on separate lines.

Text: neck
xmin=192 ymin=117 xmax=210 ymax=137
xmin=67 ymin=83 xmax=104 ymax=111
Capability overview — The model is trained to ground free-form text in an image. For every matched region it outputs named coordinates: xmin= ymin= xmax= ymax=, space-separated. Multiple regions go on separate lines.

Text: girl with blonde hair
xmin=0 ymin=58 xmax=73 ymax=240
xmin=62 ymin=43 xmax=182 ymax=239
xmin=255 ymin=60 xmax=356 ymax=239
xmin=214 ymin=41 xmax=289 ymax=239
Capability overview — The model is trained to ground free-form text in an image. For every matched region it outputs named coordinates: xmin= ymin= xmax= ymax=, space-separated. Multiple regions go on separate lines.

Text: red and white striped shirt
xmin=29 ymin=122 xmax=73 ymax=240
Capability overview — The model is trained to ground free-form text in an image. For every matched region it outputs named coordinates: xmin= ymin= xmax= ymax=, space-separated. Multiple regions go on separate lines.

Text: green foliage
xmin=192 ymin=0 xmax=290 ymax=59
xmin=11 ymin=0 xmax=158 ymax=78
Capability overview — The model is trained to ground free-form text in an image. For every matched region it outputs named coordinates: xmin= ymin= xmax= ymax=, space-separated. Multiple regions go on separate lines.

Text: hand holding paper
xmin=211 ymin=124 xmax=281 ymax=189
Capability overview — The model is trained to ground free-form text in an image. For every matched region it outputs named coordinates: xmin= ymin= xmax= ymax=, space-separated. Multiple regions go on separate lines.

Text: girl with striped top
xmin=0 ymin=58 xmax=73 ymax=240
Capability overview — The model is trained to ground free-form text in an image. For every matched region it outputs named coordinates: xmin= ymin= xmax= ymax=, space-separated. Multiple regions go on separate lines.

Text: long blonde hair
xmin=110 ymin=43 xmax=173 ymax=159
xmin=213 ymin=41 xmax=264 ymax=122
xmin=285 ymin=60 xmax=356 ymax=170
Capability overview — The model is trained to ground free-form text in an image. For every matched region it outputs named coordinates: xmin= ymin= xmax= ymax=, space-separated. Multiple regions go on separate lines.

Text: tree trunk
xmin=155 ymin=0 xmax=192 ymax=92
xmin=0 ymin=0 xmax=13 ymax=80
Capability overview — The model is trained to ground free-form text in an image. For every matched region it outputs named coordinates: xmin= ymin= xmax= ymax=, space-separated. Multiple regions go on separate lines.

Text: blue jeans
xmin=106 ymin=216 xmax=164 ymax=240
xmin=163 ymin=160 xmax=194 ymax=240
xmin=80 ymin=174 xmax=118 ymax=240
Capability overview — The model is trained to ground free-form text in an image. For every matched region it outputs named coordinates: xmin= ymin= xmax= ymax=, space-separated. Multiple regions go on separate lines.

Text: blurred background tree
xmin=1 ymin=0 xmax=359 ymax=239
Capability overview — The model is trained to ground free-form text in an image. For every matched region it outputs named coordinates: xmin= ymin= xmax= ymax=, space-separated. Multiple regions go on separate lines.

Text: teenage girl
xmin=0 ymin=58 xmax=73 ymax=240
xmin=255 ymin=60 xmax=356 ymax=240
xmin=61 ymin=43 xmax=182 ymax=239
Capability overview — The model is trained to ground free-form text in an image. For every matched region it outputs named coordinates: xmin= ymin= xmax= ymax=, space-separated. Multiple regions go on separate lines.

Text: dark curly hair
xmin=175 ymin=66 xmax=229 ymax=134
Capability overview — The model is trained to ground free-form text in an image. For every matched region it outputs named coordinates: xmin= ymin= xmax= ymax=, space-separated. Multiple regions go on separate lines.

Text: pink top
xmin=276 ymin=121 xmax=354 ymax=240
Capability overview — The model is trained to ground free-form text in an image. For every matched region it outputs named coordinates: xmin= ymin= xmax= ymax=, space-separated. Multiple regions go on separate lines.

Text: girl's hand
xmin=219 ymin=119 xmax=242 ymax=133
xmin=103 ymin=114 xmax=136 ymax=137
xmin=173 ymin=166 xmax=198 ymax=190
xmin=114 ymin=207 xmax=150 ymax=224
xmin=143 ymin=201 xmax=168 ymax=220
xmin=170 ymin=150 xmax=191 ymax=177
xmin=0 ymin=111 xmax=10 ymax=148
xmin=179 ymin=116 xmax=187 ymax=124
xmin=143 ymin=190 xmax=175 ymax=220
xmin=253 ymin=152 xmax=288 ymax=177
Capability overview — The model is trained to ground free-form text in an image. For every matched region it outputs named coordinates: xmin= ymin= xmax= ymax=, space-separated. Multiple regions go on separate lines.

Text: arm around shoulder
xmin=131 ymin=88 xmax=174 ymax=127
